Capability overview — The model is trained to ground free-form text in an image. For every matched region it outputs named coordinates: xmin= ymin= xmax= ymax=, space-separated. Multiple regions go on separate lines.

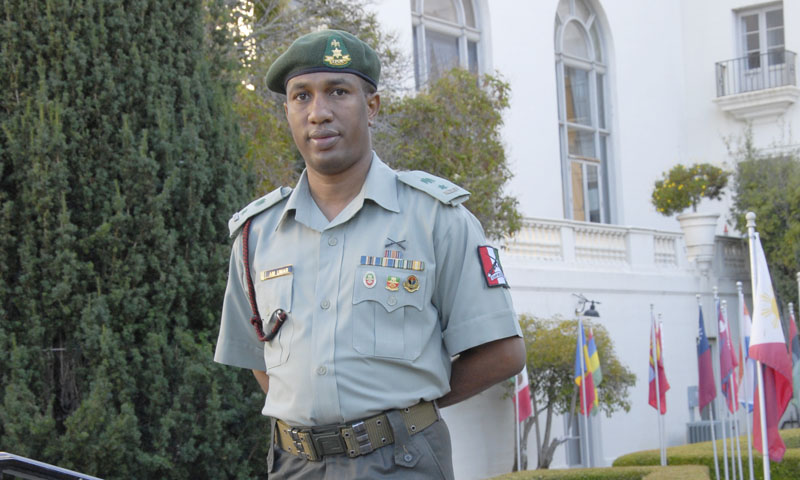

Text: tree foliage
xmin=375 ymin=69 xmax=521 ymax=239
xmin=729 ymin=133 xmax=800 ymax=306
xmin=0 ymin=0 xmax=267 ymax=478
xmin=515 ymin=315 xmax=636 ymax=470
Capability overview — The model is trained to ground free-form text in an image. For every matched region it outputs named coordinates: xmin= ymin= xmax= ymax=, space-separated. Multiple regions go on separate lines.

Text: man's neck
xmin=306 ymin=154 xmax=373 ymax=221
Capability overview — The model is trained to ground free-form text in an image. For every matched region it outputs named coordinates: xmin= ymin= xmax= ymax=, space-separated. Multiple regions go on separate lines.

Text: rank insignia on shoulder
xmin=477 ymin=246 xmax=509 ymax=288
xmin=397 ymin=170 xmax=470 ymax=206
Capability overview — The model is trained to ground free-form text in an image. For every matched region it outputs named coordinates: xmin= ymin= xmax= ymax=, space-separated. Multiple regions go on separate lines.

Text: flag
xmin=718 ymin=299 xmax=739 ymax=413
xmin=513 ymin=365 xmax=533 ymax=423
xmin=697 ymin=306 xmax=716 ymax=410
xmin=648 ymin=318 xmax=669 ymax=414
xmin=738 ymin=297 xmax=755 ymax=412
xmin=749 ymin=235 xmax=793 ymax=462
xmin=574 ymin=319 xmax=596 ymax=415
xmin=587 ymin=327 xmax=602 ymax=387
xmin=789 ymin=310 xmax=800 ymax=409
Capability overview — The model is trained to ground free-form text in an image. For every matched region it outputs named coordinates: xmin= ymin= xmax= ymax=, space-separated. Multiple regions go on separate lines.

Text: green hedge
xmin=490 ymin=465 xmax=709 ymax=480
xmin=613 ymin=428 xmax=800 ymax=480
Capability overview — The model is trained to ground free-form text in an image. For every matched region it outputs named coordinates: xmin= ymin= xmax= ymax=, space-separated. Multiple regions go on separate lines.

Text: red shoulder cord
xmin=242 ymin=218 xmax=288 ymax=342
xmin=242 ymin=218 xmax=269 ymax=342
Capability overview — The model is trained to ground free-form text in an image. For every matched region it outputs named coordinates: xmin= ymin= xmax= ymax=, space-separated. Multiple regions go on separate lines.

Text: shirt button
xmin=317 ymin=366 xmax=327 ymax=375
xmin=328 ymin=237 xmax=338 ymax=246
xmin=387 ymin=296 xmax=397 ymax=306
xmin=321 ymin=299 xmax=331 ymax=310
xmin=403 ymin=453 xmax=413 ymax=462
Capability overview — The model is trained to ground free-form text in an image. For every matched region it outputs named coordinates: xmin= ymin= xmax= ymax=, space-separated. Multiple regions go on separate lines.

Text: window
xmin=411 ymin=0 xmax=481 ymax=88
xmin=555 ymin=0 xmax=612 ymax=223
xmin=738 ymin=3 xmax=784 ymax=70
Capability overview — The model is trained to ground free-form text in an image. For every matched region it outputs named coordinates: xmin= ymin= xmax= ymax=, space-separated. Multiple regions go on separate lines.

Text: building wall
xmin=369 ymin=1 xmax=797 ymax=478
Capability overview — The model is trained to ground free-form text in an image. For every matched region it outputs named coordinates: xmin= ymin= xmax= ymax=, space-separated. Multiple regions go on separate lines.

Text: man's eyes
xmin=331 ymin=88 xmax=347 ymax=96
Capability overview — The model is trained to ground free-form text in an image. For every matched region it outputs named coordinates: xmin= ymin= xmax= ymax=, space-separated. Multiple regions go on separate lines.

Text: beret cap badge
xmin=323 ymin=36 xmax=352 ymax=67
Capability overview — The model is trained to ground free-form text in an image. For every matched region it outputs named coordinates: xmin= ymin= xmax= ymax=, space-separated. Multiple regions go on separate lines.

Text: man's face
xmin=284 ymin=72 xmax=380 ymax=176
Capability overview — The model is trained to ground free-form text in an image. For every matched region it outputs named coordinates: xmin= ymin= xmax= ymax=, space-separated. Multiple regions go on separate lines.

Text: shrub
xmin=614 ymin=429 xmax=800 ymax=480
xmin=651 ymin=163 xmax=729 ymax=216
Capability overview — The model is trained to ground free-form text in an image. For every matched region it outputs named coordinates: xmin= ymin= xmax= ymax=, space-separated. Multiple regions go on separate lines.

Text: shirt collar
xmin=276 ymin=152 xmax=399 ymax=231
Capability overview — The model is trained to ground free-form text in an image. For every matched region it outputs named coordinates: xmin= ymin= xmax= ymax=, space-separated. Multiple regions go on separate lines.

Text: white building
xmin=369 ymin=1 xmax=799 ymax=478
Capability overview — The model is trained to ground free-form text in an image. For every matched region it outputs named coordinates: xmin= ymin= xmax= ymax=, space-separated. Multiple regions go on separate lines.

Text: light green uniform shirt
xmin=214 ymin=154 xmax=521 ymax=426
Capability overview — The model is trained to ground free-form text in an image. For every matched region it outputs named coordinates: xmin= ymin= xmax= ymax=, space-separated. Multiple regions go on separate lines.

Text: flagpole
xmin=737 ymin=281 xmax=755 ymax=480
xmin=746 ymin=212 xmax=771 ymax=480
xmin=724 ymin=299 xmax=745 ymax=480
xmin=515 ymin=373 xmax=521 ymax=471
xmin=578 ymin=318 xmax=592 ymax=468
xmin=651 ymin=305 xmax=665 ymax=466
xmin=715 ymin=288 xmax=731 ymax=480
xmin=659 ymin=316 xmax=668 ymax=465
xmin=700 ymin=294 xmax=721 ymax=480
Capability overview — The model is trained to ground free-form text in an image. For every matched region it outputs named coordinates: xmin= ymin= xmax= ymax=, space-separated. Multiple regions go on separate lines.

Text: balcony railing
xmin=501 ymin=217 xmax=748 ymax=278
xmin=716 ymin=49 xmax=797 ymax=97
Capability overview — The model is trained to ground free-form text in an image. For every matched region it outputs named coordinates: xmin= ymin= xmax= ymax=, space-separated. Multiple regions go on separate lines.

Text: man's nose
xmin=308 ymin=95 xmax=333 ymax=124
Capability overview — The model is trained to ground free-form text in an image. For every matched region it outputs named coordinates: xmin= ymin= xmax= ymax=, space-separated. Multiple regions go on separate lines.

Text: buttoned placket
xmin=310 ymin=226 xmax=345 ymax=421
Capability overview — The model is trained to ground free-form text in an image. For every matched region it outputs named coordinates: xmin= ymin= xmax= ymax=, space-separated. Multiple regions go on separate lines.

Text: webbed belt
xmin=275 ymin=401 xmax=438 ymax=461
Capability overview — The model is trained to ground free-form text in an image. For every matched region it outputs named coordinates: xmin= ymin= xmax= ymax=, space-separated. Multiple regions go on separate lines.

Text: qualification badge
xmin=363 ymin=271 xmax=376 ymax=289
xmin=403 ymin=275 xmax=420 ymax=293
xmin=386 ymin=275 xmax=400 ymax=292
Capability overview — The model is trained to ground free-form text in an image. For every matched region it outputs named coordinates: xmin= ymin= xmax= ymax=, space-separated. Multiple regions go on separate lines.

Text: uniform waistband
xmin=274 ymin=401 xmax=438 ymax=462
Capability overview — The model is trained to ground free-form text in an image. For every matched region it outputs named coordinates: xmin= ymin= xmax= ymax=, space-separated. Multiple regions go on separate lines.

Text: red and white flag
xmin=749 ymin=235 xmax=793 ymax=462
xmin=514 ymin=365 xmax=533 ymax=422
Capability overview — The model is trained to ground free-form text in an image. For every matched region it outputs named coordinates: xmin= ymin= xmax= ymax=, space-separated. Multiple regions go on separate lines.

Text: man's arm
xmin=252 ymin=369 xmax=270 ymax=395
xmin=437 ymin=335 xmax=526 ymax=408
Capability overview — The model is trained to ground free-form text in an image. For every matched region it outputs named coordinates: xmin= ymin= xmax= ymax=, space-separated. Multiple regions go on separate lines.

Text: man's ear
xmin=366 ymin=93 xmax=380 ymax=126
xmin=283 ymin=101 xmax=288 ymax=119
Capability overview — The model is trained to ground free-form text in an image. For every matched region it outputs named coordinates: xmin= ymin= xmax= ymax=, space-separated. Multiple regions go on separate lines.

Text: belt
xmin=275 ymin=401 xmax=438 ymax=462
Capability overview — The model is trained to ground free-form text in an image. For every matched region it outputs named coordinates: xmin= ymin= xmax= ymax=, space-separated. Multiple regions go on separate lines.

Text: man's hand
xmin=252 ymin=369 xmax=269 ymax=395
xmin=437 ymin=336 xmax=526 ymax=408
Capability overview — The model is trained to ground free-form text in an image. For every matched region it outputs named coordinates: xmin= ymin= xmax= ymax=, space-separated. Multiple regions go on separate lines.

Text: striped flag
xmin=574 ymin=318 xmax=597 ymax=415
xmin=789 ymin=309 xmax=800 ymax=409
xmin=648 ymin=319 xmax=669 ymax=414
xmin=718 ymin=299 xmax=739 ymax=413
xmin=749 ymin=235 xmax=793 ymax=462
xmin=697 ymin=306 xmax=716 ymax=410
xmin=514 ymin=365 xmax=533 ymax=423
xmin=738 ymin=297 xmax=755 ymax=412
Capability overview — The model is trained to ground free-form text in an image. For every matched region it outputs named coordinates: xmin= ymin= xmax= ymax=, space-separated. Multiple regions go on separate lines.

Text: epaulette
xmin=397 ymin=170 xmax=470 ymax=206
xmin=228 ymin=186 xmax=293 ymax=237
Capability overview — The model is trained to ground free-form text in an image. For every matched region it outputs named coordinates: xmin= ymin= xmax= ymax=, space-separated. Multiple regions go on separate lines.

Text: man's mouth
xmin=309 ymin=130 xmax=340 ymax=149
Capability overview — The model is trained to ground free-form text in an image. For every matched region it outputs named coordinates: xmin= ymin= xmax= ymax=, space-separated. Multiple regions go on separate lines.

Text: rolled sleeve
xmin=434 ymin=207 xmax=522 ymax=356
xmin=214 ymin=234 xmax=267 ymax=371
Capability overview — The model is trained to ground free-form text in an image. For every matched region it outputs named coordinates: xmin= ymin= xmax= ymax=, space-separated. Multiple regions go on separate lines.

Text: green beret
xmin=266 ymin=29 xmax=381 ymax=95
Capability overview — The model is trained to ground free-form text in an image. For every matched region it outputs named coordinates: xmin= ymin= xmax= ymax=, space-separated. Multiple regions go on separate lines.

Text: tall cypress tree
xmin=0 ymin=1 xmax=268 ymax=478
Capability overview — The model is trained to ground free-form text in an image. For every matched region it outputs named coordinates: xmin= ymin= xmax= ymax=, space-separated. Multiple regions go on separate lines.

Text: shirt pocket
xmin=352 ymin=265 xmax=426 ymax=361
xmin=255 ymin=275 xmax=294 ymax=369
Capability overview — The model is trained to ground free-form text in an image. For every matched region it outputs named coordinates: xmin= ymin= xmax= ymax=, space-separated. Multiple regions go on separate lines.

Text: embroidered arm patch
xmin=477 ymin=246 xmax=509 ymax=288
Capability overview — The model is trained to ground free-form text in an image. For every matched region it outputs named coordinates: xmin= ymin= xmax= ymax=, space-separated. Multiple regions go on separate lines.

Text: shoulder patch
xmin=228 ymin=186 xmax=292 ymax=237
xmin=397 ymin=170 xmax=470 ymax=206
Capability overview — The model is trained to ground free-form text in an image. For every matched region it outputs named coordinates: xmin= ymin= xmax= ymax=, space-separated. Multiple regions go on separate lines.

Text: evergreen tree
xmin=0 ymin=1 xmax=268 ymax=477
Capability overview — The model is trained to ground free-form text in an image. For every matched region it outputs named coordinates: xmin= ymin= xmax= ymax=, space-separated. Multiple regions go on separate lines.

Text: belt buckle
xmin=311 ymin=426 xmax=346 ymax=458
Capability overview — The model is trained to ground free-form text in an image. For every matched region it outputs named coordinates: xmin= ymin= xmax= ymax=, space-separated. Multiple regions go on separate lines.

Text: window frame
xmin=555 ymin=0 xmax=612 ymax=224
xmin=736 ymin=2 xmax=785 ymax=69
xmin=411 ymin=0 xmax=482 ymax=88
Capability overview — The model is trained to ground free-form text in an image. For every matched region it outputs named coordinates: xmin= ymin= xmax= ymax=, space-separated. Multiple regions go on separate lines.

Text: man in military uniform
xmin=214 ymin=29 xmax=525 ymax=479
